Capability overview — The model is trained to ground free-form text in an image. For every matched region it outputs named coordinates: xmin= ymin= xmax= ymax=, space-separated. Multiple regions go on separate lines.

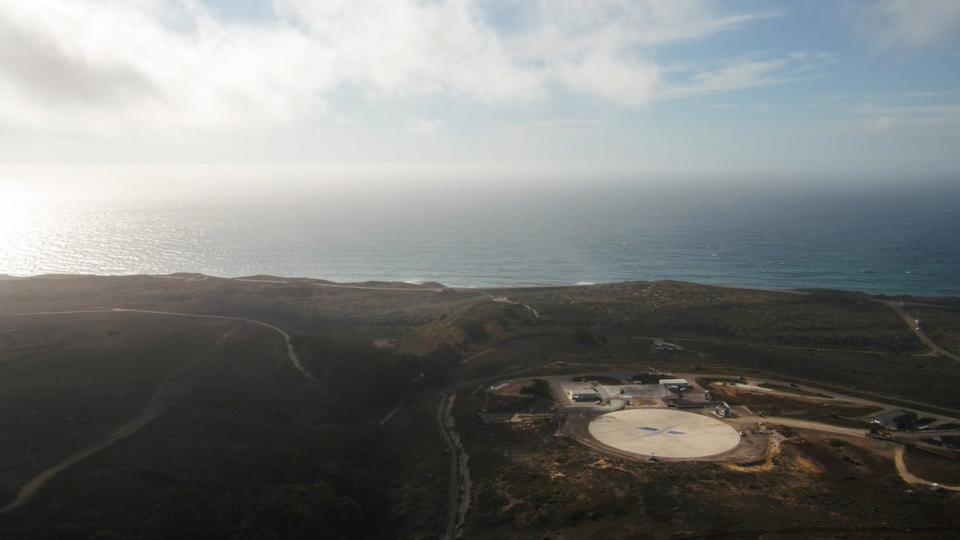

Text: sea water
xmin=2 ymin=179 xmax=958 ymax=296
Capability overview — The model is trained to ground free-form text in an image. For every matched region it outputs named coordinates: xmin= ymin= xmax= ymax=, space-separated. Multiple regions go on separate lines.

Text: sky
xmin=1 ymin=0 xmax=959 ymax=188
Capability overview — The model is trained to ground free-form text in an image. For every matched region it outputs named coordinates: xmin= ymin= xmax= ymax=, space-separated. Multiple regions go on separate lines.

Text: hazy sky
xmin=1 ymin=0 xmax=959 ymax=183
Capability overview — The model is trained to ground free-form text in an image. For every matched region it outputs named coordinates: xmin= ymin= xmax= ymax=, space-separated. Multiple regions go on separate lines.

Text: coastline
xmin=3 ymin=272 xmax=958 ymax=302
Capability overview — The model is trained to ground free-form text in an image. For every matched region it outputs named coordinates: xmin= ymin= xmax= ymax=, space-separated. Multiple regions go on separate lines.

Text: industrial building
xmin=658 ymin=378 xmax=690 ymax=391
xmin=871 ymin=409 xmax=918 ymax=430
xmin=561 ymin=377 xmax=679 ymax=406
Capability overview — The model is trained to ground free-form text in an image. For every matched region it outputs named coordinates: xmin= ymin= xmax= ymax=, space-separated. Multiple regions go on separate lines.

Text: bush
xmin=574 ymin=327 xmax=596 ymax=345
xmin=520 ymin=379 xmax=553 ymax=401
xmin=54 ymin=524 xmax=90 ymax=540
xmin=460 ymin=320 xmax=490 ymax=343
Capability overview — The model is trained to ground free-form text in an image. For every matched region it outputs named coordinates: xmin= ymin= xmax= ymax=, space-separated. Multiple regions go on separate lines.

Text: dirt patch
xmin=586 ymin=457 xmax=632 ymax=475
xmin=725 ymin=432 xmax=783 ymax=473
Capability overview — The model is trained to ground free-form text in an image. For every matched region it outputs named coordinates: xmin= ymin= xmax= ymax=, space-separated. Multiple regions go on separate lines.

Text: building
xmin=629 ymin=372 xmax=674 ymax=384
xmin=563 ymin=381 xmax=601 ymax=403
xmin=871 ymin=409 xmax=918 ymax=430
xmin=659 ymin=378 xmax=690 ymax=391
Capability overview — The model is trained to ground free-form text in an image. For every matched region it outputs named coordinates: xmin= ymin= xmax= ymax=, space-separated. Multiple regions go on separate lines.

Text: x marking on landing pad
xmin=636 ymin=425 xmax=686 ymax=437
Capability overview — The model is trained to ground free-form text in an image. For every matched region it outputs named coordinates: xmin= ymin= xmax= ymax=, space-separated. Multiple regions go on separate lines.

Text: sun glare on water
xmin=0 ymin=185 xmax=66 ymax=277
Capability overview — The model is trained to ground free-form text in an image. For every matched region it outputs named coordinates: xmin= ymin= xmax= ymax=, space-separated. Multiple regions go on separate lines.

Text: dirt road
xmin=461 ymin=332 xmax=561 ymax=364
xmin=742 ymin=416 xmax=868 ymax=438
xmin=110 ymin=308 xmax=314 ymax=381
xmin=633 ymin=334 xmax=892 ymax=356
xmin=894 ymin=446 xmax=960 ymax=493
xmin=483 ymin=293 xmax=541 ymax=320
xmin=882 ymin=301 xmax=960 ymax=362
xmin=0 ymin=307 xmax=314 ymax=514
xmin=0 ymin=365 xmax=196 ymax=513
xmin=436 ymin=392 xmax=470 ymax=539
xmin=378 ymin=387 xmax=412 ymax=426
xmin=8 ymin=308 xmax=315 ymax=380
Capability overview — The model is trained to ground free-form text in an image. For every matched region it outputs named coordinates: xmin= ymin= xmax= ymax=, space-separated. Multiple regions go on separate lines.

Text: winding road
xmin=0 ymin=307 xmax=314 ymax=514
xmin=882 ymin=301 xmax=960 ymax=363
xmin=751 ymin=416 xmax=960 ymax=491
xmin=894 ymin=446 xmax=960 ymax=493
xmin=6 ymin=308 xmax=314 ymax=380
xmin=484 ymin=294 xmax=541 ymax=320
xmin=0 ymin=367 xmax=195 ymax=513
xmin=436 ymin=391 xmax=471 ymax=539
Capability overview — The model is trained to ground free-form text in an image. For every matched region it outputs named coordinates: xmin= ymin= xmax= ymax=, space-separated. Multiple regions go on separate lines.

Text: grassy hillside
xmin=0 ymin=275 xmax=957 ymax=538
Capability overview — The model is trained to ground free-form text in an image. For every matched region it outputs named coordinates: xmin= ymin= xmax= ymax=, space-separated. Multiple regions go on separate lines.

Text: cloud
xmin=840 ymin=104 xmax=960 ymax=136
xmin=0 ymin=0 xmax=333 ymax=132
xmin=404 ymin=117 xmax=444 ymax=135
xmin=503 ymin=0 xmax=777 ymax=56
xmin=845 ymin=0 xmax=960 ymax=49
xmin=0 ymin=0 xmax=803 ymax=134
xmin=665 ymin=58 xmax=791 ymax=99
xmin=662 ymin=52 xmax=836 ymax=100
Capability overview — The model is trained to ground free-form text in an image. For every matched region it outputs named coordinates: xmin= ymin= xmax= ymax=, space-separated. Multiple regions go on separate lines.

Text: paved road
xmin=0 ymin=307 xmax=314 ymax=514
xmin=882 ymin=301 xmax=960 ymax=362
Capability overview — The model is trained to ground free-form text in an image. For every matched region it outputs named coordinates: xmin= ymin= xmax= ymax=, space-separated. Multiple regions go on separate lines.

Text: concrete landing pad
xmin=588 ymin=409 xmax=740 ymax=459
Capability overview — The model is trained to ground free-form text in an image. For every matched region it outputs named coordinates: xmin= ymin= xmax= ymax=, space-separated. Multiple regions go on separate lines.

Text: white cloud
xmin=0 ymin=0 xmax=333 ymax=132
xmin=553 ymin=52 xmax=663 ymax=106
xmin=662 ymin=52 xmax=835 ymax=100
xmin=845 ymin=0 xmax=960 ymax=49
xmin=665 ymin=58 xmax=790 ymax=99
xmin=404 ymin=117 xmax=444 ymax=135
xmin=0 ymin=0 xmax=803 ymax=135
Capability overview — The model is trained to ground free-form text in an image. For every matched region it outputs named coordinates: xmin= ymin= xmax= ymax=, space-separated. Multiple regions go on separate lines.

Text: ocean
xmin=2 ymin=179 xmax=958 ymax=296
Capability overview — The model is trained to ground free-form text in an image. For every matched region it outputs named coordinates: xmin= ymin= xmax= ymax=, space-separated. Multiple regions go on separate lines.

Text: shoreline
xmin=2 ymin=272 xmax=958 ymax=301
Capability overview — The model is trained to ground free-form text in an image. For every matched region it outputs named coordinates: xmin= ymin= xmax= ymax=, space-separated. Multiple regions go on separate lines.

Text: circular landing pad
xmin=588 ymin=409 xmax=740 ymax=459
